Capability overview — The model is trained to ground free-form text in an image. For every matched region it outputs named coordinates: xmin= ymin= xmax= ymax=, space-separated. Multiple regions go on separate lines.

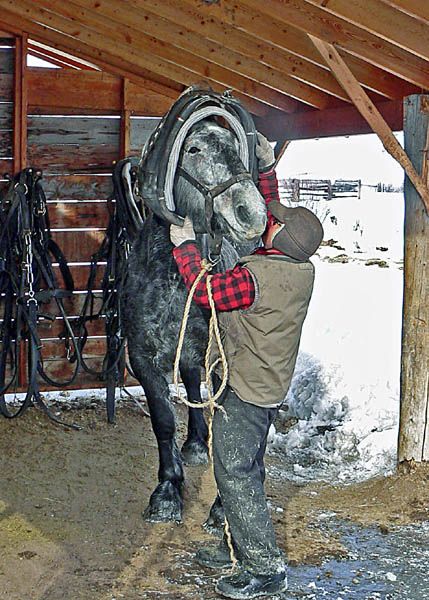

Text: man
xmin=170 ymin=134 xmax=323 ymax=599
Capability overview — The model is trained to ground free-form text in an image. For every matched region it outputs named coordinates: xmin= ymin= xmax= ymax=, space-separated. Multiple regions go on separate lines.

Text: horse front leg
xmin=131 ymin=354 xmax=184 ymax=523
xmin=180 ymin=365 xmax=209 ymax=466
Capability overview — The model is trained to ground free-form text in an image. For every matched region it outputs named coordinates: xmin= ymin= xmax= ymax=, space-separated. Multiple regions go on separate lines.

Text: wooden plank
xmin=46 ymin=201 xmax=109 ymax=229
xmin=130 ymin=117 xmax=161 ymax=153
xmin=38 ymin=292 xmax=103 ymax=319
xmin=398 ymin=94 xmax=429 ymax=464
xmin=224 ymin=0 xmax=429 ymax=89
xmin=0 ymin=74 xmax=13 ymax=101
xmin=28 ymin=41 xmax=96 ymax=70
xmin=37 ymin=316 xmax=106 ymax=339
xmin=27 ymin=143 xmax=119 ymax=173
xmin=0 ymin=7 xmax=183 ymax=98
xmin=0 ymin=129 xmax=12 ymax=154
xmin=310 ymin=36 xmax=429 ymax=213
xmin=27 ymin=115 xmax=120 ymax=145
xmin=0 ymin=9 xmax=268 ymax=118
xmin=40 ymin=337 xmax=106 ymax=359
xmin=0 ymin=157 xmax=13 ymax=175
xmin=0 ymin=102 xmax=13 ymax=127
xmin=51 ymin=230 xmax=106 ymax=262
xmin=28 ymin=68 xmax=122 ymax=113
xmin=0 ymin=0 xmax=295 ymax=114
xmin=382 ymin=0 xmax=429 ymax=24
xmin=0 ymin=46 xmax=13 ymax=73
xmin=42 ymin=174 xmax=112 ymax=201
xmin=308 ymin=0 xmax=429 ymax=61
xmin=14 ymin=33 xmax=28 ymax=173
xmin=123 ymin=0 xmax=350 ymax=102
xmin=54 ymin=263 xmax=106 ymax=291
xmin=181 ymin=0 xmax=417 ymax=101
xmin=27 ymin=68 xmax=176 ymax=116
xmin=68 ymin=0 xmax=336 ymax=109
xmin=256 ymin=99 xmax=403 ymax=141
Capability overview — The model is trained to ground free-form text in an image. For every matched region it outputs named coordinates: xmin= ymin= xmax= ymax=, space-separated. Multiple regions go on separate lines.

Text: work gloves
xmin=255 ymin=132 xmax=275 ymax=172
xmin=170 ymin=216 xmax=196 ymax=247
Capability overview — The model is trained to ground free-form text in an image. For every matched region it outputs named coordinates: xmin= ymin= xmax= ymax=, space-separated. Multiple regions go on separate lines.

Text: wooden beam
xmin=0 ymin=8 xmax=185 ymax=102
xmin=185 ymin=0 xmax=418 ymax=100
xmin=237 ymin=0 xmax=429 ymax=89
xmin=380 ymin=1 xmax=429 ymax=25
xmin=68 ymin=0 xmax=336 ymax=109
xmin=308 ymin=0 xmax=429 ymax=62
xmin=27 ymin=68 xmax=175 ymax=116
xmin=13 ymin=33 xmax=27 ymax=173
xmin=12 ymin=33 xmax=28 ymax=387
xmin=120 ymin=79 xmax=131 ymax=157
xmin=0 ymin=0 xmax=297 ymax=114
xmin=310 ymin=35 xmax=429 ymax=214
xmin=76 ymin=0 xmax=350 ymax=104
xmin=28 ymin=41 xmax=96 ymax=70
xmin=398 ymin=94 xmax=429 ymax=465
xmin=255 ymin=100 xmax=403 ymax=141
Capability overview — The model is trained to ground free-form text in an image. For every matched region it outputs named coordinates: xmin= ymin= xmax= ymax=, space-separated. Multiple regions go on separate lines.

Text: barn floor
xmin=1 ymin=401 xmax=429 ymax=600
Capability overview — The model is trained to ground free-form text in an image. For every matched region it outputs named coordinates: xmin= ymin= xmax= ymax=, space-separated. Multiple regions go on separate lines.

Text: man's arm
xmin=173 ymin=242 xmax=255 ymax=311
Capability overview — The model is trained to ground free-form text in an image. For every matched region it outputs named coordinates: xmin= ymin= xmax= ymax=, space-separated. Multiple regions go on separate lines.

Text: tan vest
xmin=216 ymin=254 xmax=315 ymax=407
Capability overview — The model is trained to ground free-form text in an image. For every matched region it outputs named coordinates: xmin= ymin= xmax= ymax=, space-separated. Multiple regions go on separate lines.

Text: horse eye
xmin=188 ymin=146 xmax=201 ymax=154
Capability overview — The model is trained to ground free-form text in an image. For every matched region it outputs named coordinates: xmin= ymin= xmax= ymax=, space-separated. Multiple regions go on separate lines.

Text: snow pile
xmin=268 ymin=189 xmax=404 ymax=484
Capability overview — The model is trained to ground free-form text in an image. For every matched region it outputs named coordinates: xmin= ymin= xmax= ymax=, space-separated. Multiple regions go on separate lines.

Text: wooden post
xmin=309 ymin=35 xmax=429 ymax=215
xmin=398 ymin=95 xmax=429 ymax=465
xmin=13 ymin=33 xmax=28 ymax=388
xmin=120 ymin=78 xmax=131 ymax=158
xmin=13 ymin=33 xmax=27 ymax=173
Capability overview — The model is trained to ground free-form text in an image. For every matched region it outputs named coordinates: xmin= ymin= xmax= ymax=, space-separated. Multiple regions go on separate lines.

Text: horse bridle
xmin=177 ymin=168 xmax=254 ymax=256
xmin=135 ymin=85 xmax=259 ymax=257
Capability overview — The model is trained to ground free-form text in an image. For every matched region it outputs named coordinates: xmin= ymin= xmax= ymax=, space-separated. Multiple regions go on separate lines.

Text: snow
xmin=268 ymin=188 xmax=404 ymax=484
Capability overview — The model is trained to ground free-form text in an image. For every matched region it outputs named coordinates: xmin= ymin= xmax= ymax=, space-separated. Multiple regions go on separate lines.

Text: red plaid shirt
xmin=172 ymin=169 xmax=281 ymax=311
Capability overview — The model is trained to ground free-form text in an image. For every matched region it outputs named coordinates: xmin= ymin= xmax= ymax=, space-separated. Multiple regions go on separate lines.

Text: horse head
xmin=174 ymin=120 xmax=267 ymax=245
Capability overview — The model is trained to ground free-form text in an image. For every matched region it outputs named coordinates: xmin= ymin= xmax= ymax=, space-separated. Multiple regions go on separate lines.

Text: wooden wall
xmin=1 ymin=41 xmax=163 ymax=392
xmin=0 ymin=36 xmax=14 ymax=188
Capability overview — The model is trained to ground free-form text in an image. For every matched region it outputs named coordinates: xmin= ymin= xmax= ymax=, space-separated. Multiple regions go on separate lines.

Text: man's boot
xmin=195 ymin=540 xmax=233 ymax=569
xmin=215 ymin=568 xmax=287 ymax=599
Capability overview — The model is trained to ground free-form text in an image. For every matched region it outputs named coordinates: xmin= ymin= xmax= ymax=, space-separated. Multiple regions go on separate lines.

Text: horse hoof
xmin=181 ymin=440 xmax=209 ymax=466
xmin=203 ymin=496 xmax=225 ymax=536
xmin=143 ymin=481 xmax=183 ymax=523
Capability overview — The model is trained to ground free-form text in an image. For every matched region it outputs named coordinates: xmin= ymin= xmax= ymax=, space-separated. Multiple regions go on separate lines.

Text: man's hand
xmin=255 ymin=132 xmax=275 ymax=172
xmin=170 ymin=216 xmax=196 ymax=247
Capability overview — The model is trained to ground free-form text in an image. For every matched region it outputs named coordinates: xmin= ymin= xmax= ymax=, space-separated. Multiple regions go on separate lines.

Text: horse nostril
xmin=236 ymin=204 xmax=249 ymax=224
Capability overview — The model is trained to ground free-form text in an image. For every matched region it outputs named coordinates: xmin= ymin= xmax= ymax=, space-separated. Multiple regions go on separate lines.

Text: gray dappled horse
xmin=122 ymin=119 xmax=266 ymax=523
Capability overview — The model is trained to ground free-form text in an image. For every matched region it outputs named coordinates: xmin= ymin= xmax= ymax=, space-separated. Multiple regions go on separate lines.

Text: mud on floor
xmin=1 ymin=403 xmax=429 ymax=600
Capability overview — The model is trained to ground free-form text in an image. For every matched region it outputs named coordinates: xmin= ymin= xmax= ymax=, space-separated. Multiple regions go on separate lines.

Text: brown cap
xmin=269 ymin=201 xmax=324 ymax=261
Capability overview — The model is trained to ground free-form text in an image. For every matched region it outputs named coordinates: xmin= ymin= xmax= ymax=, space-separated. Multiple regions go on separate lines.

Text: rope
xmin=173 ymin=258 xmax=238 ymax=570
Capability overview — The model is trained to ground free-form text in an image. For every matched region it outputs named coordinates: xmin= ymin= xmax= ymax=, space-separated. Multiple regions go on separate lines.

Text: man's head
xmin=263 ymin=202 xmax=324 ymax=261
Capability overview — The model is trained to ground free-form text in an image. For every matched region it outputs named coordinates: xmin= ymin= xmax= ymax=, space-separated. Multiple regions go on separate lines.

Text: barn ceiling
xmin=1 ymin=0 xmax=428 ymax=140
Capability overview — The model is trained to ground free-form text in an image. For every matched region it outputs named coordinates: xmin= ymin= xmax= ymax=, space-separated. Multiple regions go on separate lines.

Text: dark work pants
xmin=212 ymin=385 xmax=285 ymax=575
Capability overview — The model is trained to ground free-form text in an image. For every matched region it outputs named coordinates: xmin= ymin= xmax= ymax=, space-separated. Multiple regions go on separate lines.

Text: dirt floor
xmin=1 ymin=400 xmax=429 ymax=600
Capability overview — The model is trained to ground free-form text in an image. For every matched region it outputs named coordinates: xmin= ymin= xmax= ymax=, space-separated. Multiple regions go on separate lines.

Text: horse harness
xmin=135 ymin=86 xmax=259 ymax=259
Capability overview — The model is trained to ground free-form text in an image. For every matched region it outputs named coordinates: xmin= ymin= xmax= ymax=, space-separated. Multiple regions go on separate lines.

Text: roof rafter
xmin=101 ymin=0 xmax=350 ymax=103
xmin=182 ymin=0 xmax=418 ymax=100
xmin=236 ymin=0 xmax=429 ymax=89
xmin=307 ymin=0 xmax=429 ymax=62
xmin=0 ymin=1 xmax=276 ymax=115
xmin=52 ymin=0 xmax=336 ymax=109
xmin=380 ymin=0 xmax=429 ymax=25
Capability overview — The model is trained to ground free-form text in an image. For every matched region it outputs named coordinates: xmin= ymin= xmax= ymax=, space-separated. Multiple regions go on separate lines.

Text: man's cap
xmin=269 ymin=201 xmax=324 ymax=261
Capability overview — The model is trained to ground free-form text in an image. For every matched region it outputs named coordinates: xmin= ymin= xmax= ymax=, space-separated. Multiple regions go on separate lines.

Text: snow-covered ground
xmin=268 ymin=188 xmax=404 ymax=484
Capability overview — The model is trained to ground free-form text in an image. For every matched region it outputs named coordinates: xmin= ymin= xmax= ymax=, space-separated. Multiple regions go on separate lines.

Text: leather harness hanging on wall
xmin=0 ymin=168 xmax=80 ymax=428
